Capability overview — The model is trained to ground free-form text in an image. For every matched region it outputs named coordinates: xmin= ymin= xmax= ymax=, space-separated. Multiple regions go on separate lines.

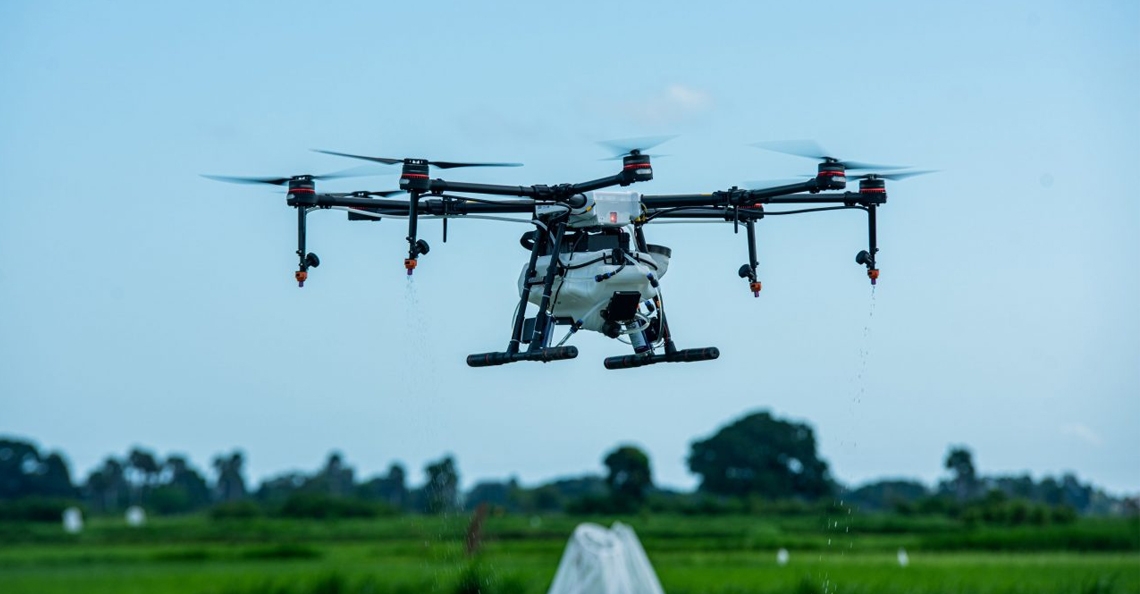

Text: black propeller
xmin=201 ymin=167 xmax=370 ymax=186
xmin=752 ymin=140 xmax=907 ymax=171
xmin=848 ymin=170 xmax=937 ymax=181
xmin=747 ymin=169 xmax=935 ymax=188
xmin=598 ymin=135 xmax=676 ymax=160
xmin=313 ymin=149 xmax=522 ymax=169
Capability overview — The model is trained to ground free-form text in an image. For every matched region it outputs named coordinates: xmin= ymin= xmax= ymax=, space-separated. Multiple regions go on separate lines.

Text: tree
xmin=256 ymin=472 xmax=308 ymax=505
xmin=846 ymin=479 xmax=929 ymax=512
xmin=423 ymin=456 xmax=460 ymax=514
xmin=150 ymin=455 xmax=211 ymax=513
xmin=0 ymin=438 xmax=75 ymax=500
xmin=84 ymin=457 xmax=128 ymax=513
xmin=309 ymin=452 xmax=354 ymax=497
xmin=603 ymin=445 xmax=653 ymax=509
xmin=358 ymin=463 xmax=409 ymax=509
xmin=687 ymin=410 xmax=833 ymax=501
xmin=36 ymin=453 xmax=75 ymax=498
xmin=213 ymin=451 xmax=247 ymax=502
xmin=943 ymin=446 xmax=979 ymax=501
xmin=127 ymin=447 xmax=161 ymax=506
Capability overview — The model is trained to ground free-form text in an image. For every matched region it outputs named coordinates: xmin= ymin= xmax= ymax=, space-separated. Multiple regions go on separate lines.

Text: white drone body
xmin=518 ymin=191 xmax=671 ymax=336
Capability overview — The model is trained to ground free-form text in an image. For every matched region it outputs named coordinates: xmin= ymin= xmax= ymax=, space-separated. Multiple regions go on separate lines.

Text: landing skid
xmin=466 ymin=346 xmax=579 ymax=367
xmin=603 ymin=347 xmax=720 ymax=370
xmin=465 ymin=345 xmax=719 ymax=369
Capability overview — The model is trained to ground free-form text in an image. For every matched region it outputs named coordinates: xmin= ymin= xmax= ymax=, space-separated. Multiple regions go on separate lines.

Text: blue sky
xmin=1 ymin=1 xmax=1137 ymax=495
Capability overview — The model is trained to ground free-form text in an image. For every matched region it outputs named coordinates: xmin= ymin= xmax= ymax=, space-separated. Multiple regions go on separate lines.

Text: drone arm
xmin=640 ymin=179 xmax=819 ymax=210
xmin=569 ymin=172 xmax=632 ymax=194
xmin=767 ymin=192 xmax=885 ymax=206
xmin=421 ymin=197 xmax=536 ymax=216
xmin=428 ymin=168 xmax=652 ymax=208
xmin=427 ymin=180 xmax=589 ymax=209
xmin=428 ymin=179 xmax=540 ymax=198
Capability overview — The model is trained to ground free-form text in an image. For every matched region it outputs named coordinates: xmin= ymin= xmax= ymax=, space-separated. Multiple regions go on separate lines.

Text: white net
xmin=547 ymin=522 xmax=665 ymax=594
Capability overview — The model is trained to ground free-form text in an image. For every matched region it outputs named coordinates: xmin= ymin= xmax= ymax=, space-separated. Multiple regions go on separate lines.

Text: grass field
xmin=1 ymin=514 xmax=1136 ymax=594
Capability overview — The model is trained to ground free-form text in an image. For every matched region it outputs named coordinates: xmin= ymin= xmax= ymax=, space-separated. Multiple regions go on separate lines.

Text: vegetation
xmin=2 ymin=410 xmax=1137 ymax=592
xmin=688 ymin=411 xmax=834 ymax=501
xmin=0 ymin=513 xmax=1135 ymax=594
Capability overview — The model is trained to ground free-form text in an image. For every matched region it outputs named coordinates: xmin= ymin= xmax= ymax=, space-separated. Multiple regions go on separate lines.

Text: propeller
xmin=848 ymin=170 xmax=938 ymax=181
xmin=752 ymin=140 xmax=907 ymax=171
xmin=313 ymin=149 xmax=522 ymax=169
xmin=747 ymin=169 xmax=935 ymax=189
xmin=201 ymin=167 xmax=371 ymax=186
xmin=598 ymin=135 xmax=677 ymax=160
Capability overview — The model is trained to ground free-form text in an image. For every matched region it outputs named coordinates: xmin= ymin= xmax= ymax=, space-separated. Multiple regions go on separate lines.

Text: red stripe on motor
xmin=288 ymin=188 xmax=315 ymax=193
xmin=402 ymin=173 xmax=429 ymax=178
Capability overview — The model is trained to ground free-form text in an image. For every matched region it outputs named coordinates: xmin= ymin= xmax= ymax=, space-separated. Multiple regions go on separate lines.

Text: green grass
xmin=0 ymin=514 xmax=1136 ymax=594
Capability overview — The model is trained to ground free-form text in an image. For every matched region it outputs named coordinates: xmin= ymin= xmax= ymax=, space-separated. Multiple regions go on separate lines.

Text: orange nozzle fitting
xmin=749 ymin=281 xmax=762 ymax=297
xmin=868 ymin=268 xmax=880 ymax=285
xmin=404 ymin=258 xmax=417 ymax=276
xmin=295 ymin=270 xmax=308 ymax=287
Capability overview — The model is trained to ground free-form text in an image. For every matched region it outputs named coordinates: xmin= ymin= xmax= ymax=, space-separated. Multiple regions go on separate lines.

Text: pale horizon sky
xmin=2 ymin=1 xmax=1137 ymax=497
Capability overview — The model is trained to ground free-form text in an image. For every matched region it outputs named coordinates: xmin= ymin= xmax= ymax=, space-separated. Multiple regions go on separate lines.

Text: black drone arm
xmin=642 ymin=189 xmax=888 ymax=288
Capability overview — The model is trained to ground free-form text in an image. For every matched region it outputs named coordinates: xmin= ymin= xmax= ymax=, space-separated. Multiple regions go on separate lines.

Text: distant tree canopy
xmin=845 ymin=479 xmax=930 ymax=512
xmin=356 ymin=463 xmax=408 ymax=509
xmin=0 ymin=438 xmax=74 ymax=500
xmin=423 ymin=455 xmax=460 ymax=514
xmin=0 ymin=425 xmax=1130 ymax=521
xmin=85 ymin=447 xmax=213 ymax=514
xmin=944 ymin=446 xmax=980 ymax=501
xmin=688 ymin=410 xmax=834 ymax=501
xmin=603 ymin=445 xmax=653 ymax=509
xmin=213 ymin=451 xmax=247 ymax=503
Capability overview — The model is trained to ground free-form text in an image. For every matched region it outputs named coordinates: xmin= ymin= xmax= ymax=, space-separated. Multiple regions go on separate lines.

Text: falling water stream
xmin=819 ymin=286 xmax=877 ymax=594
xmin=853 ymin=286 xmax=877 ymax=405
xmin=403 ymin=276 xmax=456 ymax=592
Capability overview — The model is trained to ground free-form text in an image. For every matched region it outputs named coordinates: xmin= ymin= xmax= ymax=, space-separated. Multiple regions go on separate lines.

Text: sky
xmin=1 ymin=1 xmax=1137 ymax=497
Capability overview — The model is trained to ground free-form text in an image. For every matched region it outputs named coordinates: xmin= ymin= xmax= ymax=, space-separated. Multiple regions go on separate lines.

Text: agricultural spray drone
xmin=205 ymin=138 xmax=927 ymax=370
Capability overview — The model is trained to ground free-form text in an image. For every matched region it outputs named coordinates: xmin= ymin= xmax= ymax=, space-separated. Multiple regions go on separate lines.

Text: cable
xmin=645 ymin=205 xmax=866 ymax=223
xmin=762 ymin=206 xmax=867 ymax=216
xmin=549 ymin=233 xmax=585 ymax=317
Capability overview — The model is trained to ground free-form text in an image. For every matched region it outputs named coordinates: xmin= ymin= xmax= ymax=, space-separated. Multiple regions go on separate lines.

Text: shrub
xmin=0 ymin=498 xmax=79 ymax=522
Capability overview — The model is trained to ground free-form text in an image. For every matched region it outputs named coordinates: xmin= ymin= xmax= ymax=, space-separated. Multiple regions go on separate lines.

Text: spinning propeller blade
xmin=202 ymin=167 xmax=373 ymax=186
xmin=752 ymin=140 xmax=908 ymax=171
xmin=598 ymin=135 xmax=677 ymax=160
xmin=313 ymin=149 xmax=522 ymax=169
xmin=849 ymin=170 xmax=938 ymax=181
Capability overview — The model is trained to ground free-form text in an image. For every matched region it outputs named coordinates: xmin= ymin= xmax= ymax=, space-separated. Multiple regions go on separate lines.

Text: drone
xmin=205 ymin=138 xmax=927 ymax=370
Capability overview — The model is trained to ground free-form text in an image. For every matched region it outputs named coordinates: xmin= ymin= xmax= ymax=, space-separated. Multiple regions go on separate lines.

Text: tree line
xmin=1 ymin=410 xmax=1133 ymax=522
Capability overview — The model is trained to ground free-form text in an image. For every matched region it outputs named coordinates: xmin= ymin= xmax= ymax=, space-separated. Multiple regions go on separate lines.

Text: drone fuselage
xmin=519 ymin=191 xmax=670 ymax=345
xmin=520 ymin=236 xmax=669 ymax=336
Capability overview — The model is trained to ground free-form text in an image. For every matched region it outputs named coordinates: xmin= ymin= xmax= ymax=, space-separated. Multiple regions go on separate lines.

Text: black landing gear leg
xmin=467 ymin=218 xmax=578 ymax=367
